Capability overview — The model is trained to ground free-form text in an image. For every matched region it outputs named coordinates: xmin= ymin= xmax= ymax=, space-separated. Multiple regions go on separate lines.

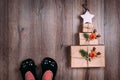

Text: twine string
xmin=82 ymin=0 xmax=89 ymax=12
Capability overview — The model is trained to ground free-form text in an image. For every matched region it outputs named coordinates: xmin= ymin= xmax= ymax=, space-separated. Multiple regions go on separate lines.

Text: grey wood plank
xmin=104 ymin=0 xmax=120 ymax=80
xmin=48 ymin=0 xmax=73 ymax=80
xmin=0 ymin=0 xmax=8 ymax=80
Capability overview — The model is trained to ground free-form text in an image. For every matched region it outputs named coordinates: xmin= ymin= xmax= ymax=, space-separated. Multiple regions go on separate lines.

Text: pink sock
xmin=25 ymin=71 xmax=35 ymax=80
xmin=42 ymin=70 xmax=53 ymax=80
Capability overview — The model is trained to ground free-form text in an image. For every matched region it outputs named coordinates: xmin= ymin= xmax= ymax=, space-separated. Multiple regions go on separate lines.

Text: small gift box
xmin=83 ymin=23 xmax=94 ymax=32
xmin=71 ymin=45 xmax=105 ymax=68
xmin=79 ymin=33 xmax=99 ymax=45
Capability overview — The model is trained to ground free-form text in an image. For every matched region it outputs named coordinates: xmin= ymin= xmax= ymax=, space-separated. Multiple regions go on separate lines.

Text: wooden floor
xmin=0 ymin=0 xmax=120 ymax=80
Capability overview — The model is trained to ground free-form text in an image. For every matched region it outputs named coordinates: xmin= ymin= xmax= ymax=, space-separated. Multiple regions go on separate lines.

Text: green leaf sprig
xmin=79 ymin=49 xmax=88 ymax=58
xmin=79 ymin=49 xmax=91 ymax=61
xmin=83 ymin=33 xmax=89 ymax=41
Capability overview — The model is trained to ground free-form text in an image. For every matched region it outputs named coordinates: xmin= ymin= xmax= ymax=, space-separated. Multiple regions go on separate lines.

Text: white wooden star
xmin=81 ymin=10 xmax=94 ymax=24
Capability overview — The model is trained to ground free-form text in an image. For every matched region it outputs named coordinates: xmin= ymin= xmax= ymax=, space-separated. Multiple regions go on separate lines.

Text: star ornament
xmin=81 ymin=10 xmax=94 ymax=24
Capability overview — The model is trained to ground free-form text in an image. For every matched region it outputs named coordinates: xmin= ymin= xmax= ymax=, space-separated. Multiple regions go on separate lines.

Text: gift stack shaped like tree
xmin=70 ymin=10 xmax=105 ymax=68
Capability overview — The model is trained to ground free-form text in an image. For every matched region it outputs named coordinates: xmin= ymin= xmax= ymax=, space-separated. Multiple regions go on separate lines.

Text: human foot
xmin=20 ymin=59 xmax=37 ymax=80
xmin=42 ymin=70 xmax=53 ymax=80
xmin=41 ymin=57 xmax=58 ymax=80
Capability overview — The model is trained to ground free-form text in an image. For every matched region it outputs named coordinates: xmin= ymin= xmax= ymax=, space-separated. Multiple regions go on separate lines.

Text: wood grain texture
xmin=0 ymin=0 xmax=120 ymax=80
xmin=0 ymin=0 xmax=8 ymax=80
xmin=104 ymin=0 xmax=120 ymax=80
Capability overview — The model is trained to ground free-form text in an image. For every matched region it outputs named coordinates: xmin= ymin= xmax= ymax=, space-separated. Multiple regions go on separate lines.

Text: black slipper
xmin=19 ymin=59 xmax=37 ymax=80
xmin=41 ymin=57 xmax=58 ymax=80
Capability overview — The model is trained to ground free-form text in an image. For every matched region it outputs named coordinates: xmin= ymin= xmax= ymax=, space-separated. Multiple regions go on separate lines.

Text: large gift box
xmin=71 ymin=45 xmax=105 ymax=68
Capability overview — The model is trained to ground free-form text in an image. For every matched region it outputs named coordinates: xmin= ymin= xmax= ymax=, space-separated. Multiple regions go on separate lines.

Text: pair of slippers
xmin=19 ymin=57 xmax=58 ymax=80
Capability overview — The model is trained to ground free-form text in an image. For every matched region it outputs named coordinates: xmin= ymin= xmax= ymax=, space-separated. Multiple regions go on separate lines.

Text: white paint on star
xmin=81 ymin=10 xmax=94 ymax=24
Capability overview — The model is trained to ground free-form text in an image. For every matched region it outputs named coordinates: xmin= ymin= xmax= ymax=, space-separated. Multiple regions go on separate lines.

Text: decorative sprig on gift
xmin=83 ymin=33 xmax=89 ymax=41
xmin=89 ymin=29 xmax=101 ymax=40
xmin=79 ymin=47 xmax=102 ymax=62
xmin=89 ymin=47 xmax=101 ymax=58
xmin=79 ymin=50 xmax=88 ymax=58
xmin=83 ymin=29 xmax=101 ymax=41
xmin=79 ymin=49 xmax=91 ymax=61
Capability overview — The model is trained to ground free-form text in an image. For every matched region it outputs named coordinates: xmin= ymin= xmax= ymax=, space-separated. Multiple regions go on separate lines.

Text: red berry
xmin=89 ymin=53 xmax=95 ymax=58
xmin=90 ymin=33 xmax=96 ymax=40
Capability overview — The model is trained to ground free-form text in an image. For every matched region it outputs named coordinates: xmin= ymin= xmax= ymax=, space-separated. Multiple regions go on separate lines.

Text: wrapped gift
xmin=71 ymin=45 xmax=105 ymax=68
xmin=83 ymin=23 xmax=94 ymax=32
xmin=79 ymin=33 xmax=99 ymax=45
